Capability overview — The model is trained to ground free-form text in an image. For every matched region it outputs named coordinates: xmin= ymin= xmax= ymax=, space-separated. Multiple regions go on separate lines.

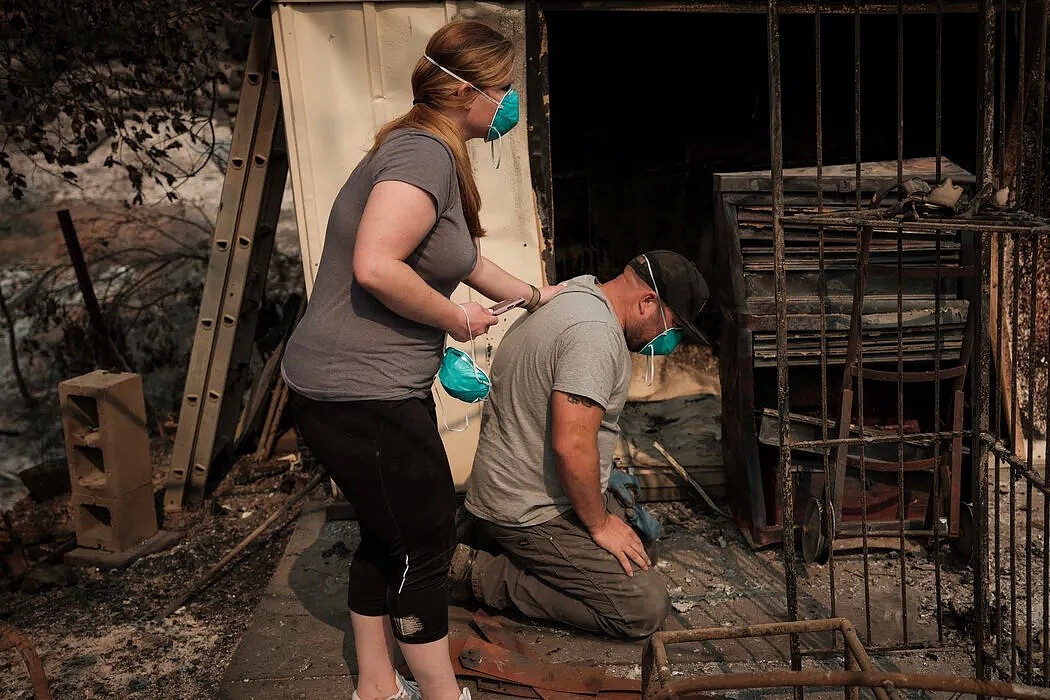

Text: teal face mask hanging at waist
xmin=436 ymin=304 xmax=491 ymax=433
xmin=438 ymin=346 xmax=491 ymax=404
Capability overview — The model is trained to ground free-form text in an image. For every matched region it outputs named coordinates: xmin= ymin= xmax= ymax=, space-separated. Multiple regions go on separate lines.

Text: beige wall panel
xmin=272 ymin=2 xmax=543 ymax=487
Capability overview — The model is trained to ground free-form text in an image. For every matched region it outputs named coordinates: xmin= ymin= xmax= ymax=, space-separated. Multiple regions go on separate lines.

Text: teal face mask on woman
xmin=483 ymin=87 xmax=519 ymax=142
xmin=423 ymin=54 xmax=519 ymax=166
xmin=638 ymin=254 xmax=683 ymax=386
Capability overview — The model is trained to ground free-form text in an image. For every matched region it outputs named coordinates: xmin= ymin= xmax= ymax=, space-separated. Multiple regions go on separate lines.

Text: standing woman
xmin=281 ymin=19 xmax=561 ymax=700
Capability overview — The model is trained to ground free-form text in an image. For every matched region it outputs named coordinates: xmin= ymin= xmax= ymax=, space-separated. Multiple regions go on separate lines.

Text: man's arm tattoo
xmin=565 ymin=393 xmax=600 ymax=408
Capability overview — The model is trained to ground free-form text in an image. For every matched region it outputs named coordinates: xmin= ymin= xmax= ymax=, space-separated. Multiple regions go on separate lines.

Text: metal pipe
xmin=654 ymin=670 xmax=1050 ymax=699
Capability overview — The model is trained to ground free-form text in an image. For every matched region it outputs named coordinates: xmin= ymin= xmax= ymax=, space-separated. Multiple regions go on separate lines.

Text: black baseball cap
xmin=627 ymin=250 xmax=711 ymax=345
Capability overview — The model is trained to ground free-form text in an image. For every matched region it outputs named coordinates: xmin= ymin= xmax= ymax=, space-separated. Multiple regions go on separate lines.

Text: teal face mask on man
xmin=640 ymin=326 xmax=682 ymax=357
xmin=638 ymin=254 xmax=683 ymax=386
xmin=639 ymin=253 xmax=683 ymax=357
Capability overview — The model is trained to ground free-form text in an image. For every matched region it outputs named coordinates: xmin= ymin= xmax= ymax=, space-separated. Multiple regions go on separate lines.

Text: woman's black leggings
xmin=288 ymin=391 xmax=456 ymax=644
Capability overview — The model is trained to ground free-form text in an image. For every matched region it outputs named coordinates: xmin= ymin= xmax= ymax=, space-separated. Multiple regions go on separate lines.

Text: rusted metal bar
xmin=895 ymin=0 xmax=909 ymax=616
xmin=832 ymin=523 xmax=936 ymax=537
xmin=859 ymin=364 xmax=967 ymax=381
xmin=1033 ymin=1 xmax=1048 ymax=215
xmin=994 ymin=219 xmax=1007 ymax=668
xmin=801 ymin=643 xmax=961 ymax=663
xmin=854 ymin=0 xmax=862 ymax=210
xmin=646 ymin=618 xmax=888 ymax=700
xmin=781 ymin=213 xmax=1050 ymax=233
xmin=653 ymin=670 xmax=1050 ymax=699
xmin=1010 ymin=230 xmax=1021 ymax=679
xmin=1014 ymin=1 xmax=1028 ymax=205
xmin=932 ymin=180 xmax=945 ymax=645
xmin=980 ymin=435 xmax=1050 ymax=496
xmin=814 ymin=0 xmax=839 ymax=621
xmin=894 ymin=220 xmax=909 ymax=646
xmin=1025 ymin=233 xmax=1037 ymax=682
xmin=766 ymin=0 xmax=802 ymax=685
xmin=0 ymin=622 xmax=51 ymax=699
xmin=999 ymin=0 xmax=1009 ymax=195
xmin=974 ymin=231 xmax=994 ymax=684
xmin=791 ymin=428 xmax=967 ymax=450
xmin=980 ymin=0 xmax=998 ymax=189
xmin=936 ymin=0 xmax=943 ymax=180
xmin=536 ymin=1 xmax=1022 ymax=12
xmin=1044 ymin=232 xmax=1050 ymax=687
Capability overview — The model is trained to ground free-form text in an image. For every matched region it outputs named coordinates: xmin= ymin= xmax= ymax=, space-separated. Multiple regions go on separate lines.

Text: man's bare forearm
xmin=553 ymin=393 xmax=608 ymax=532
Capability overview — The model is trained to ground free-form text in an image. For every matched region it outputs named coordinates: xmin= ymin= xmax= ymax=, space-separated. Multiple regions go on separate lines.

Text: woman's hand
xmin=535 ymin=282 xmax=568 ymax=308
xmin=448 ymin=302 xmax=498 ymax=342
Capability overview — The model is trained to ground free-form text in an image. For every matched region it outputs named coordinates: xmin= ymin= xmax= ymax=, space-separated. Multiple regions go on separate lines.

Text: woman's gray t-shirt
xmin=281 ymin=128 xmax=477 ymax=401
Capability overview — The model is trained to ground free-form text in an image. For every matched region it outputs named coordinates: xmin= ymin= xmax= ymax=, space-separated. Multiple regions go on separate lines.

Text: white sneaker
xmin=351 ymin=671 xmax=421 ymax=700
xmin=459 ymin=689 xmax=472 ymax=700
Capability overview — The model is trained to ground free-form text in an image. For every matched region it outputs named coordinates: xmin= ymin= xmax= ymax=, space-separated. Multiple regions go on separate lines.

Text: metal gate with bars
xmin=751 ymin=0 xmax=1050 ymax=693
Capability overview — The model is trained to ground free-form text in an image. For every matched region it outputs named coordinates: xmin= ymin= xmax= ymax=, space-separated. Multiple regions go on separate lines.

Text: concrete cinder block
xmin=59 ymin=370 xmax=152 ymax=498
xmin=71 ymin=483 xmax=159 ymax=552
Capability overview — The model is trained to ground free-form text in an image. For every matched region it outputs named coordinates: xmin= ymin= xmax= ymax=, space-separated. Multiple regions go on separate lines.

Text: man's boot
xmin=448 ymin=543 xmax=478 ymax=603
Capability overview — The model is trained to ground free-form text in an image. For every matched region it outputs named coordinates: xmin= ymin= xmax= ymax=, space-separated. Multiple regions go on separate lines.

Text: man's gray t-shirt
xmin=465 ymin=276 xmax=631 ymax=528
xmin=281 ymin=128 xmax=477 ymax=401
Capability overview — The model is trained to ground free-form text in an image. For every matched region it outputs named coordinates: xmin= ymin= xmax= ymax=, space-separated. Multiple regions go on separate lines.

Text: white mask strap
xmin=435 ymin=386 xmax=470 ymax=433
xmin=642 ymin=254 xmax=670 ymax=330
xmin=459 ymin=304 xmax=483 ymax=381
xmin=645 ymin=352 xmax=655 ymax=387
xmin=489 ymin=133 xmax=503 ymax=169
xmin=424 ymin=54 xmax=500 ymax=105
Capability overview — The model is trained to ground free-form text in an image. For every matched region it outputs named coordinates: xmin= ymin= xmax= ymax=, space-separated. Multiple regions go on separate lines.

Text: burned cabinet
xmin=712 ymin=157 xmax=976 ymax=549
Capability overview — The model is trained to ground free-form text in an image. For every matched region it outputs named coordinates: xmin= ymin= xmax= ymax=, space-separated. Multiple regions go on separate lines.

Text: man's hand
xmin=588 ymin=512 xmax=651 ymax=577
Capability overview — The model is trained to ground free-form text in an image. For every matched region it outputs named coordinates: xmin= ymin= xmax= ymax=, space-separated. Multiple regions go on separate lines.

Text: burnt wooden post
xmin=56 ymin=209 xmax=113 ymax=366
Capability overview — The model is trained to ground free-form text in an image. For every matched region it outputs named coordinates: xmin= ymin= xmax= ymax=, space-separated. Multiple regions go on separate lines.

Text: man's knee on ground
xmin=609 ymin=573 xmax=671 ymax=639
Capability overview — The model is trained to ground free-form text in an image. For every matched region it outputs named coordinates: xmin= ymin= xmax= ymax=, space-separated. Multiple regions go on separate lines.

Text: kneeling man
xmin=451 ymin=250 xmax=709 ymax=639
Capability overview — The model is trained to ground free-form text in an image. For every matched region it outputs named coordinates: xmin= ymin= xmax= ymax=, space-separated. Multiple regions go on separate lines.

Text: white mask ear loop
xmin=436 ymin=386 xmax=470 ymax=433
xmin=489 ymin=132 xmax=503 ymax=169
xmin=462 ymin=304 xmax=484 ymax=382
xmin=438 ymin=304 xmax=477 ymax=433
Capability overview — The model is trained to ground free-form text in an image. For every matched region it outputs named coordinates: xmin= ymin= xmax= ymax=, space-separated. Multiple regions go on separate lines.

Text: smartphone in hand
xmin=489 ymin=297 xmax=527 ymax=315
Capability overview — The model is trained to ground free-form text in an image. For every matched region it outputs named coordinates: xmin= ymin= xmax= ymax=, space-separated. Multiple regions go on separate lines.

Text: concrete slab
xmin=221 ymin=503 xmax=357 ymax=698
xmin=222 ymin=497 xmax=979 ymax=699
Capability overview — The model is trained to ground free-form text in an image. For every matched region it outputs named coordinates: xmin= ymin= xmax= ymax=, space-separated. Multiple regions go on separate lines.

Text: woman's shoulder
xmin=381 ymin=127 xmax=454 ymax=160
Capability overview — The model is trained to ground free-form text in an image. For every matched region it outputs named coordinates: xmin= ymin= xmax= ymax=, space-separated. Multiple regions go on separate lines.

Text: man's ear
xmin=455 ymin=82 xmax=471 ymax=99
xmin=638 ymin=290 xmax=658 ymax=317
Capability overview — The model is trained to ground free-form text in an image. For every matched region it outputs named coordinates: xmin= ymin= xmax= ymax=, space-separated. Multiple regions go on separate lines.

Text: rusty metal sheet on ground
xmin=453 ymin=633 xmax=641 ymax=696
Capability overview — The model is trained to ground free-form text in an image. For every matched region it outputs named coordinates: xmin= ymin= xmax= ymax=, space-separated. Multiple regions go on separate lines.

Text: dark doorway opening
xmin=544 ymin=9 xmax=979 ymax=306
